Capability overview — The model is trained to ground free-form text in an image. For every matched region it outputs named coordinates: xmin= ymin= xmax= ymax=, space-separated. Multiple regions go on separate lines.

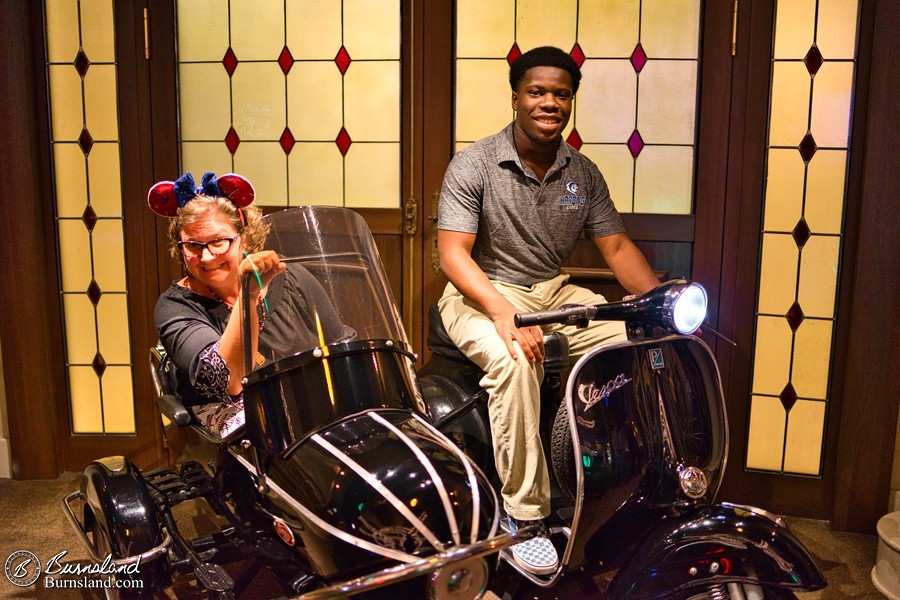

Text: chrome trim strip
xmin=367 ymin=411 xmax=461 ymax=546
xmin=61 ymin=491 xmax=172 ymax=566
xmin=295 ymin=527 xmax=537 ymax=599
xmin=229 ymin=450 xmax=419 ymax=563
xmin=410 ymin=412 xmax=497 ymax=543
xmin=312 ymin=432 xmax=446 ymax=552
xmin=721 ymin=501 xmax=784 ymax=527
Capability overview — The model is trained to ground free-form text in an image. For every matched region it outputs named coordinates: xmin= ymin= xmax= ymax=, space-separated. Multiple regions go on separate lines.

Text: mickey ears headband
xmin=147 ymin=171 xmax=255 ymax=217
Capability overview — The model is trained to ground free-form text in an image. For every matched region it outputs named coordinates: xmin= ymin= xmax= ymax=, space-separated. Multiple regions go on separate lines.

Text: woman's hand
xmin=240 ymin=250 xmax=286 ymax=296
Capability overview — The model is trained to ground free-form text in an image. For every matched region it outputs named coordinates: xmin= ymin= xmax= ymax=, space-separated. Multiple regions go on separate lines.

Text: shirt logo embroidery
xmin=560 ymin=180 xmax=586 ymax=209
xmin=566 ymin=181 xmax=579 ymax=194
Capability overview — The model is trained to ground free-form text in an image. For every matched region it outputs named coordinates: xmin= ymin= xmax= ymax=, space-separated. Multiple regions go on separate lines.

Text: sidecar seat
xmin=149 ymin=345 xmax=245 ymax=442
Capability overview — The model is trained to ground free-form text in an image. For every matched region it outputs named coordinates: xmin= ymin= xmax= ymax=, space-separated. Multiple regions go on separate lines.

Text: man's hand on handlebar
xmin=494 ymin=313 xmax=545 ymax=364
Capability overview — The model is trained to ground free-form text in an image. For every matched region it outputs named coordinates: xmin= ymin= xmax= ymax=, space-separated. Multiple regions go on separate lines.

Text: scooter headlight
xmin=671 ymin=284 xmax=707 ymax=334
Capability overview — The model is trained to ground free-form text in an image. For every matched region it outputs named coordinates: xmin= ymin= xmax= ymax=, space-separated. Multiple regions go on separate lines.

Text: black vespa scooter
xmin=61 ymin=206 xmax=825 ymax=599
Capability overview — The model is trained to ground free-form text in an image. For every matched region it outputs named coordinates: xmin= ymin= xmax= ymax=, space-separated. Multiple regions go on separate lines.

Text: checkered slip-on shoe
xmin=507 ymin=516 xmax=559 ymax=576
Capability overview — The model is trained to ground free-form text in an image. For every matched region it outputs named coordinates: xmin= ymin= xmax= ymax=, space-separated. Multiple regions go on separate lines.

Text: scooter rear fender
xmin=605 ymin=502 xmax=827 ymax=599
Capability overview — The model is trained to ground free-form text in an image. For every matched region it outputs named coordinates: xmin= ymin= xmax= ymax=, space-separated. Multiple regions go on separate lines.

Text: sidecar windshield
xmin=240 ymin=206 xmax=408 ymax=367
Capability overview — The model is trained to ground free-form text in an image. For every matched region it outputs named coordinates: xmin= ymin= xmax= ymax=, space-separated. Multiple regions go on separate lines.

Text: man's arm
xmin=592 ymin=232 xmax=660 ymax=296
xmin=438 ymin=229 xmax=544 ymax=363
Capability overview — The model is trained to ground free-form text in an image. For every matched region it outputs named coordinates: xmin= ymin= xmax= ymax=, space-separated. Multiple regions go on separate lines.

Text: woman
xmin=151 ymin=171 xmax=348 ymax=436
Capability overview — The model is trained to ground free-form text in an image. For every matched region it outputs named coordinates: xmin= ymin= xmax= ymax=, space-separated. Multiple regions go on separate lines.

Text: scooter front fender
xmin=606 ymin=502 xmax=826 ymax=599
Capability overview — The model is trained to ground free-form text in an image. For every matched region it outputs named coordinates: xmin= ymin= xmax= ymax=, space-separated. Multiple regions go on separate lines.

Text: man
xmin=437 ymin=46 xmax=660 ymax=575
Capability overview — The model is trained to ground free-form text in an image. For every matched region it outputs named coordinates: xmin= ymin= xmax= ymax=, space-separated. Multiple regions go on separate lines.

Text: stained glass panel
xmin=784 ymin=400 xmax=826 ymax=474
xmin=456 ymin=0 xmax=514 ymax=57
xmin=746 ymin=396 xmax=787 ymax=471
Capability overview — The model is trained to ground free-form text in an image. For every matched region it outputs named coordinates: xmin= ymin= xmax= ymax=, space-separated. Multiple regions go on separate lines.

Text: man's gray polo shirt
xmin=438 ymin=123 xmax=624 ymax=287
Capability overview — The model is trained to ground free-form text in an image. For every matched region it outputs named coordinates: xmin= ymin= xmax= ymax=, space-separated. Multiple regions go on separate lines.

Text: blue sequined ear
xmin=173 ymin=172 xmax=198 ymax=207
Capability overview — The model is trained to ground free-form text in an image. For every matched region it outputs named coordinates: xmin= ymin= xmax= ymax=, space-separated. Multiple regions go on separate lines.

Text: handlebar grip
xmin=515 ymin=305 xmax=595 ymax=328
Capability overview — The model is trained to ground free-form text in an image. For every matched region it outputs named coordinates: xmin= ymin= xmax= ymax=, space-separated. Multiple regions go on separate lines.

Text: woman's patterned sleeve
xmin=192 ymin=341 xmax=234 ymax=404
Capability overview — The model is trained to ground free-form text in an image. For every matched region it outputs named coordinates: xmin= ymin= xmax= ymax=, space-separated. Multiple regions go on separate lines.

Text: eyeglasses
xmin=178 ymin=235 xmax=239 ymax=258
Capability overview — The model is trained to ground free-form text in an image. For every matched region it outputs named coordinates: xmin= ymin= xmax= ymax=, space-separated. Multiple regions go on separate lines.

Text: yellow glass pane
xmin=345 ymin=143 xmax=400 ymax=208
xmin=792 ymin=319 xmax=833 ymax=399
xmin=285 ymin=0 xmax=342 ymax=60
xmin=580 ymin=145 xmax=634 ymax=213
xmin=48 ymin=65 xmax=84 ymax=141
xmin=773 ymin=0 xmax=816 ymax=59
xmin=763 ymin=149 xmax=804 ymax=232
xmin=63 ymin=294 xmax=97 ymax=365
xmin=816 ymin=0 xmax=859 ymax=60
xmin=515 ymin=0 xmax=576 ymax=55
xmin=454 ymin=142 xmax=472 ymax=154
xmin=455 ymin=60 xmax=513 ymax=143
xmin=101 ymin=367 xmax=136 ymax=434
xmin=91 ymin=220 xmax=128 ymax=292
xmin=641 ymin=0 xmax=701 ymax=58
xmin=578 ymin=0 xmax=639 ymax=58
xmin=54 ymin=144 xmax=88 ymax=218
xmin=456 ymin=0 xmax=514 ymax=58
xmin=84 ymin=65 xmax=119 ymax=141
xmin=80 ymin=0 xmax=115 ymax=63
xmin=287 ymin=62 xmax=343 ymax=141
xmin=70 ymin=366 xmax=102 ymax=434
xmin=230 ymin=0 xmax=285 ymax=61
xmin=810 ymin=62 xmax=854 ymax=148
xmin=769 ymin=62 xmax=812 ymax=147
xmin=636 ymin=61 xmax=697 ymax=144
xmin=805 ymin=150 xmax=846 ymax=234
xmin=344 ymin=0 xmax=400 ymax=59
xmin=45 ymin=0 xmax=81 ymax=63
xmin=232 ymin=63 xmax=286 ymax=140
xmin=97 ymin=294 xmax=132 ymax=364
xmin=88 ymin=143 xmax=122 ymax=218
xmin=633 ymin=146 xmax=693 ymax=214
xmin=746 ymin=395 xmax=786 ymax=471
xmin=177 ymin=0 xmax=230 ymax=62
xmin=178 ymin=64 xmax=232 ymax=140
xmin=757 ymin=233 xmax=799 ymax=315
xmin=180 ymin=142 xmax=233 ymax=178
xmin=798 ymin=235 xmax=840 ymax=318
xmin=751 ymin=316 xmax=792 ymax=396
xmin=577 ymin=60 xmax=636 ymax=143
xmin=58 ymin=220 xmax=92 ymax=292
xmin=289 ymin=143 xmax=344 ymax=206
xmin=233 ymin=143 xmax=288 ymax=206
xmin=344 ymin=62 xmax=400 ymax=142
xmin=784 ymin=400 xmax=825 ymax=475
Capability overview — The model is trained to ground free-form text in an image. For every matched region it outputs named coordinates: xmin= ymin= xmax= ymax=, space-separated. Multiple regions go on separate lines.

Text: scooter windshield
xmin=239 ymin=206 xmax=408 ymax=368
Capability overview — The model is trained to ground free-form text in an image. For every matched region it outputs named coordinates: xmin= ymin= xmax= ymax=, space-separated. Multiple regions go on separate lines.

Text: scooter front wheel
xmin=682 ymin=583 xmax=798 ymax=600
xmin=550 ymin=401 xmax=576 ymax=501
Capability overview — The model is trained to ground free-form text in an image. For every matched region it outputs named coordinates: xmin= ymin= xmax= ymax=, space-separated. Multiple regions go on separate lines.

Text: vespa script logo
xmin=5 ymin=550 xmax=41 ymax=588
xmin=578 ymin=373 xmax=632 ymax=411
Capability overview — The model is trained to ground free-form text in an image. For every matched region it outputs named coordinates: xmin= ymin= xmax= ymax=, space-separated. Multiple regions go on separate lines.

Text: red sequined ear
xmin=216 ymin=173 xmax=255 ymax=208
xmin=147 ymin=181 xmax=178 ymax=217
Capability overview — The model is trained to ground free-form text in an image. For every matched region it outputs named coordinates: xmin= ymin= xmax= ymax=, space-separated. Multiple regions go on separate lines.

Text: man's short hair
xmin=509 ymin=46 xmax=581 ymax=93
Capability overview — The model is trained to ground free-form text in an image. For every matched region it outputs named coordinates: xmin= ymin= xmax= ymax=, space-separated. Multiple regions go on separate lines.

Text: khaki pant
xmin=438 ymin=274 xmax=626 ymax=520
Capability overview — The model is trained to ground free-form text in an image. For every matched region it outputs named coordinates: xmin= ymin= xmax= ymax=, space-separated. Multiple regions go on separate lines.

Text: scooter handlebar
xmin=515 ymin=304 xmax=598 ymax=328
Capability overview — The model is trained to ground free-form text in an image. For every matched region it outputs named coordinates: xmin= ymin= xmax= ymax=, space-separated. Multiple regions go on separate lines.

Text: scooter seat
xmin=427 ymin=304 xmax=569 ymax=374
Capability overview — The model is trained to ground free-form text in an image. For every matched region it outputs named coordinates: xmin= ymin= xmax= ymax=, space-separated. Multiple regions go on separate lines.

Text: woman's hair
xmin=167 ymin=195 xmax=269 ymax=262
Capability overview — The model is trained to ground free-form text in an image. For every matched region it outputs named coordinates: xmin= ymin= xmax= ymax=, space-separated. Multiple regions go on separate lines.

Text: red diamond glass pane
xmin=799 ymin=132 xmax=817 ymax=163
xmin=779 ymin=382 xmax=798 ymax=412
xmin=792 ymin=217 xmax=811 ymax=249
xmin=87 ymin=279 xmax=103 ymax=305
xmin=804 ymin=44 xmax=823 ymax=76
xmin=786 ymin=301 xmax=805 ymax=331
xmin=278 ymin=46 xmax=294 ymax=75
xmin=79 ymin=128 xmax=94 ymax=156
xmin=92 ymin=352 xmax=107 ymax=378
xmin=566 ymin=129 xmax=583 ymax=150
xmin=334 ymin=46 xmax=352 ymax=75
xmin=82 ymin=205 xmax=98 ymax=232
xmin=627 ymin=130 xmax=645 ymax=158
xmin=222 ymin=47 xmax=238 ymax=77
xmin=506 ymin=43 xmax=521 ymax=66
xmin=630 ymin=43 xmax=648 ymax=73
xmin=74 ymin=49 xmax=90 ymax=78
xmin=225 ymin=127 xmax=240 ymax=155
xmin=280 ymin=128 xmax=295 ymax=154
xmin=335 ymin=127 xmax=352 ymax=156
xmin=569 ymin=43 xmax=585 ymax=68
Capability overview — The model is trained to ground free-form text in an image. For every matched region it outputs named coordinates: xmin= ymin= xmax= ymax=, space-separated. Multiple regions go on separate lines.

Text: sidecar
xmin=62 ymin=206 xmax=532 ymax=599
